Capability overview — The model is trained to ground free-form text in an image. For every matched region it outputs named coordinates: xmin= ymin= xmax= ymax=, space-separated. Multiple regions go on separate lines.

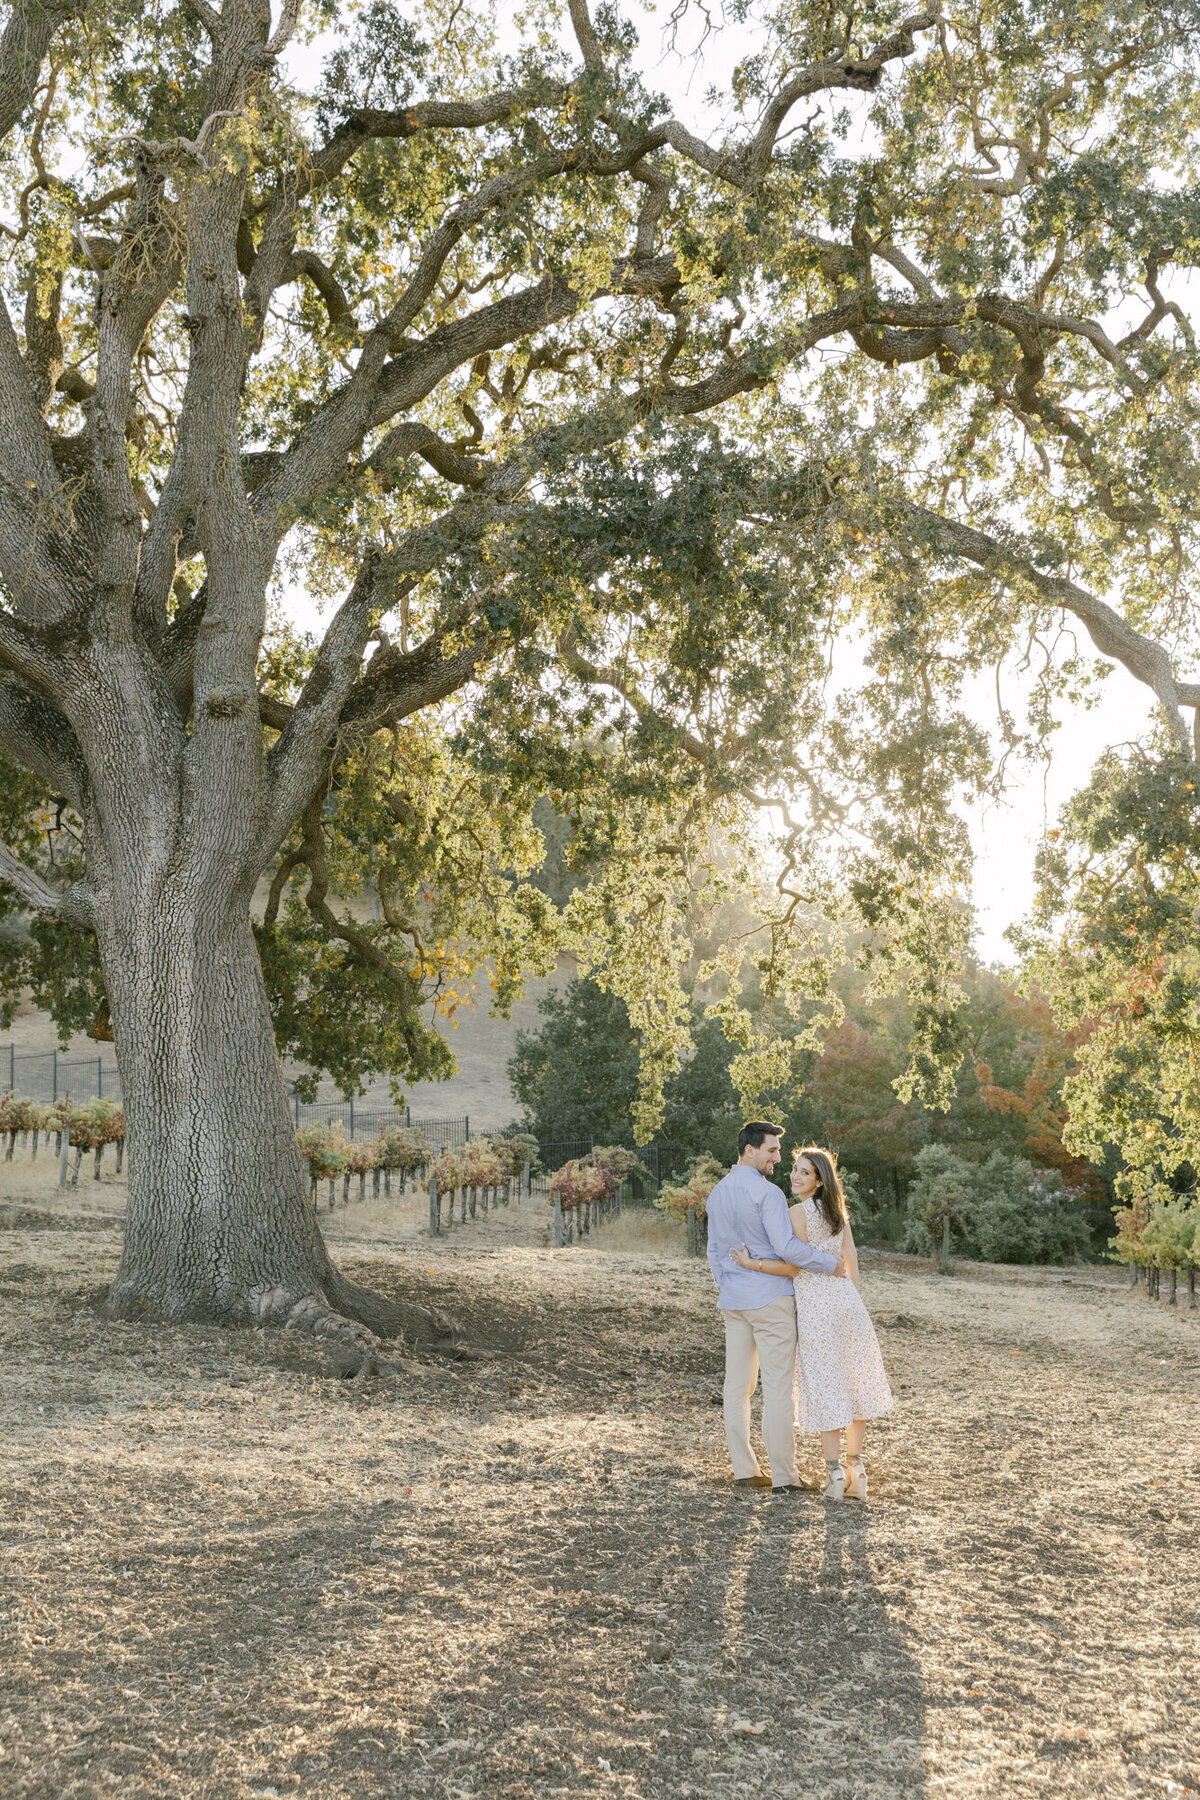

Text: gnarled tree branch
xmin=0 ymin=671 xmax=85 ymax=802
xmin=901 ymin=502 xmax=1198 ymax=756
xmin=0 ymin=1 xmax=84 ymax=144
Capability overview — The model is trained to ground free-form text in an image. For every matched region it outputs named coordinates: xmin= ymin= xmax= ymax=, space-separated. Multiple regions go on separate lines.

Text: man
xmin=706 ymin=1121 xmax=847 ymax=1493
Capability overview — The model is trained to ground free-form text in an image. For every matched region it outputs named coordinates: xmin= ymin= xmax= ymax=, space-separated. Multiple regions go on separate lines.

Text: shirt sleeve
xmin=761 ymin=1187 xmax=837 ymax=1274
xmin=705 ymin=1203 xmax=725 ymax=1289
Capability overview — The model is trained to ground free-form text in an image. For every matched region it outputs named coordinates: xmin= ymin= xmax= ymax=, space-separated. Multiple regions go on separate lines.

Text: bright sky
xmin=962 ymin=663 xmax=1154 ymax=962
xmin=279 ymin=1 xmax=1172 ymax=966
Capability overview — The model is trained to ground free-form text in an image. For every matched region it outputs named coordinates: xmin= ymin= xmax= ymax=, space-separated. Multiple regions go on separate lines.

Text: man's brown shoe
xmin=734 ymin=1475 xmax=772 ymax=1488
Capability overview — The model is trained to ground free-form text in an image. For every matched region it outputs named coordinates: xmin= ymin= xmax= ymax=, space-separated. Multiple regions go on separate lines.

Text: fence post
xmin=939 ymin=1214 xmax=953 ymax=1274
xmin=97 ymin=1056 xmax=103 ymax=1099
xmin=429 ymin=1171 xmax=440 ymax=1236
xmin=52 ymin=1048 xmax=57 ymax=1102
xmin=349 ymin=1096 xmax=355 ymax=1139
xmin=464 ymin=1114 xmax=469 ymax=1142
xmin=8 ymin=1043 xmax=13 ymax=1090
xmin=58 ymin=1129 xmax=70 ymax=1189
xmin=686 ymin=1208 xmax=697 ymax=1257
xmin=553 ymin=1193 xmax=564 ymax=1247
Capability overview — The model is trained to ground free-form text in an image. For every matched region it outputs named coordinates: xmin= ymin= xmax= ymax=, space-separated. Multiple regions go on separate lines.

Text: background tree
xmin=1016 ymin=749 xmax=1200 ymax=1214
xmin=0 ymin=0 xmax=1197 ymax=1349
xmin=812 ymin=961 xmax=1108 ymax=1190
xmin=510 ymin=963 xmax=1109 ymax=1209
xmin=510 ymin=976 xmax=799 ymax=1159
xmin=508 ymin=978 xmax=643 ymax=1146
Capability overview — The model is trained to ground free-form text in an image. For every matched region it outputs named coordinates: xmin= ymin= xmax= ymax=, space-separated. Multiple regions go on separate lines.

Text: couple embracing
xmin=706 ymin=1121 xmax=893 ymax=1500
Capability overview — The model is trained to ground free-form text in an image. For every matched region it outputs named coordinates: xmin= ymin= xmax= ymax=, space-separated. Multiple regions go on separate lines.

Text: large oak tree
xmin=1 ymin=0 xmax=1198 ymax=1352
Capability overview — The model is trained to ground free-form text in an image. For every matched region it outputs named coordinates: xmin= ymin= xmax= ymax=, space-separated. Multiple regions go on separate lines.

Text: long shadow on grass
xmin=11 ymin=1267 xmax=923 ymax=1800
xmin=19 ymin=1471 xmax=929 ymax=1799
xmin=628 ymin=1487 xmax=930 ymax=1799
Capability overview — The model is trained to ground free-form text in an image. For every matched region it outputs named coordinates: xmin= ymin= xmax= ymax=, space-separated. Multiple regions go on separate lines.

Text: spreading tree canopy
xmin=0 ymin=0 xmax=1198 ymax=1349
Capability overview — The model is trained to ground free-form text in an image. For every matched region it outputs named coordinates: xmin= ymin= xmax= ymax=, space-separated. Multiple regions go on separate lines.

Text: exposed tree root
xmin=259 ymin=1288 xmax=386 ymax=1374
xmin=100 ymin=1264 xmax=464 ymax=1382
xmin=322 ymin=1265 xmax=461 ymax=1348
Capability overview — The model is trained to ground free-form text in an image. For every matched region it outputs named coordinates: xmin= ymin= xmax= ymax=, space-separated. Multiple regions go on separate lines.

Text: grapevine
xmin=296 ymin=1123 xmax=351 ymax=1209
xmin=1112 ymin=1193 xmax=1200 ymax=1307
xmin=548 ymin=1146 xmax=648 ymax=1246
xmin=653 ymin=1156 xmax=724 ymax=1256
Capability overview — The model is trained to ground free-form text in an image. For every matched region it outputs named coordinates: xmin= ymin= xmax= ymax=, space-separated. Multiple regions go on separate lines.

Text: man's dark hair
xmin=738 ymin=1120 xmax=785 ymax=1156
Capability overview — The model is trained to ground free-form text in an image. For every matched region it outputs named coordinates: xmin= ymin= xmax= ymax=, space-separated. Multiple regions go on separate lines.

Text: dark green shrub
xmin=899 ymin=1147 xmax=1092 ymax=1265
xmin=968 ymin=1155 xmax=1091 ymax=1264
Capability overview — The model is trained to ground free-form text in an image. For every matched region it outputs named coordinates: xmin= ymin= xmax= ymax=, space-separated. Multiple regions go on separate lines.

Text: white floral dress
xmin=793 ymin=1198 xmax=894 ymax=1433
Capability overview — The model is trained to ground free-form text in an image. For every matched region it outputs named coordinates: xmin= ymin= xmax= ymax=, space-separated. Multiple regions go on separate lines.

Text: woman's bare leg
xmin=845 ymin=1419 xmax=866 ymax=1459
xmin=819 ymin=1427 xmax=845 ymax=1498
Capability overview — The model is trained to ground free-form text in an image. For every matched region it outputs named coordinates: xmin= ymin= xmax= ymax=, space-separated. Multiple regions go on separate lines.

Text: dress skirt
xmin=793 ymin=1271 xmax=894 ymax=1434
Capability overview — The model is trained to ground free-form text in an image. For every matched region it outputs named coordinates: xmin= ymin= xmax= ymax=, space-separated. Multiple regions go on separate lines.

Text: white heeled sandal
xmin=844 ymin=1457 xmax=868 ymax=1501
xmin=822 ymin=1461 xmax=845 ymax=1502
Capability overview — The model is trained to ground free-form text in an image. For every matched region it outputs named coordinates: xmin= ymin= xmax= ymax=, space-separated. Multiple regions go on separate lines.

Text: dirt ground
xmin=2 ymin=1150 xmax=1199 ymax=1800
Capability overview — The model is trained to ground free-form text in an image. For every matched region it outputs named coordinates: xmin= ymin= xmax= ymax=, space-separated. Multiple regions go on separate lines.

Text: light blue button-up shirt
xmin=706 ymin=1163 xmax=838 ymax=1309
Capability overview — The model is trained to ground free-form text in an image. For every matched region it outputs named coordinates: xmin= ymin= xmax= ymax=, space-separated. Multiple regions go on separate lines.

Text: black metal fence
xmin=0 ymin=1061 xmax=681 ymax=1207
xmin=0 ymin=1046 xmax=917 ymax=1220
xmin=836 ymin=1154 xmax=911 ymax=1241
xmin=290 ymin=1098 xmax=476 ymax=1147
xmin=837 ymin=1155 xmax=912 ymax=1209
xmin=0 ymin=1043 xmax=121 ymax=1102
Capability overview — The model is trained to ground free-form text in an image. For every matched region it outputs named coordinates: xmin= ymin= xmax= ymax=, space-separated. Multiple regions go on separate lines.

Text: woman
xmin=731 ymin=1146 xmax=892 ymax=1500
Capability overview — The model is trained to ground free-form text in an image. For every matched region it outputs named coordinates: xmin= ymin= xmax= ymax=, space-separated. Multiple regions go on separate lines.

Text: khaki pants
xmin=721 ymin=1295 xmax=799 ymax=1487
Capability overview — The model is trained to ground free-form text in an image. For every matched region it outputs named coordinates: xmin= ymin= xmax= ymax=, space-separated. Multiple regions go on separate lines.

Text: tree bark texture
xmin=80 ymin=664 xmax=453 ymax=1354
xmin=101 ymin=900 xmax=326 ymax=1326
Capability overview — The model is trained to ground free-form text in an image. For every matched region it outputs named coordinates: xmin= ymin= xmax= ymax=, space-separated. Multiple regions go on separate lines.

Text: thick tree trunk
xmin=98 ymin=900 xmax=452 ymax=1357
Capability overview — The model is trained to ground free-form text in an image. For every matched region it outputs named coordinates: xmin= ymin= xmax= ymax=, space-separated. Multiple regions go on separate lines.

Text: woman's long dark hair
xmin=794 ymin=1146 xmax=847 ymax=1232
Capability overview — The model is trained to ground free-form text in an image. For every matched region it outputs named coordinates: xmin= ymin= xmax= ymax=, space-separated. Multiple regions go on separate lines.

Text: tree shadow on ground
xmin=8 ymin=1260 xmax=930 ymax=1800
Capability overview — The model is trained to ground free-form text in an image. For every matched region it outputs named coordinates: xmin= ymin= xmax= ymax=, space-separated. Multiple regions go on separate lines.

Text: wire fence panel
xmin=0 ymin=1044 xmax=121 ymax=1102
xmin=290 ymin=1099 xmax=476 ymax=1147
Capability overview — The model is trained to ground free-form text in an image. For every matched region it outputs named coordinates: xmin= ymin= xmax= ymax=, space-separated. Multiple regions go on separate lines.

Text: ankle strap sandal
xmin=843 ymin=1457 xmax=867 ymax=1501
xmin=822 ymin=1462 xmax=845 ymax=1502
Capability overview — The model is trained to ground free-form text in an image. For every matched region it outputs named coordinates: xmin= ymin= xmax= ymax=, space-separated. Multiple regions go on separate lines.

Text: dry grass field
xmin=2 ymin=1149 xmax=1199 ymax=1800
